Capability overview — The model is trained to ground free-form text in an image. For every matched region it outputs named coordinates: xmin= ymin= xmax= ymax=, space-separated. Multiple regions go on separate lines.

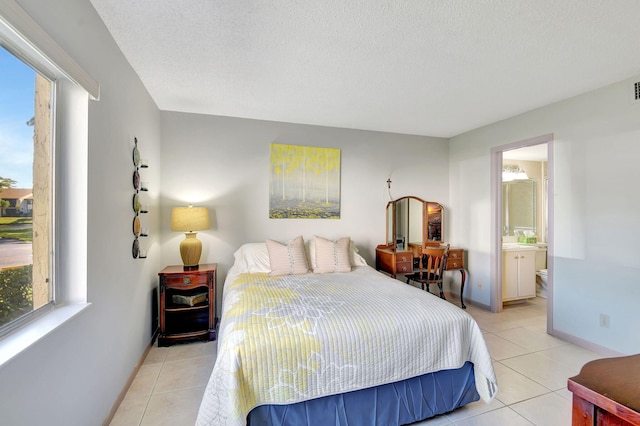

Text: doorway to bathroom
xmin=490 ymin=135 xmax=554 ymax=334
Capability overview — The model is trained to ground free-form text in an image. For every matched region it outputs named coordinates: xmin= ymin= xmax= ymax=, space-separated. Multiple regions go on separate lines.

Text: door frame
xmin=490 ymin=134 xmax=554 ymax=333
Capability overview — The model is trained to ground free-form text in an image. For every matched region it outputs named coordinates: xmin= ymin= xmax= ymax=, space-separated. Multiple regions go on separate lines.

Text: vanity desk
xmin=376 ymin=196 xmax=468 ymax=309
xmin=376 ymin=244 xmax=467 ymax=309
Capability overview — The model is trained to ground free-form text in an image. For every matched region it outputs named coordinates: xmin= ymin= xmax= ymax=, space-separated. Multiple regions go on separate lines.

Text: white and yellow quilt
xmin=196 ymin=266 xmax=497 ymax=426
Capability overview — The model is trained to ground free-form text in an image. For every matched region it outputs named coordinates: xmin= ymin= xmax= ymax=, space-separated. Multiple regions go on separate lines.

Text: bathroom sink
xmin=502 ymin=243 xmax=539 ymax=251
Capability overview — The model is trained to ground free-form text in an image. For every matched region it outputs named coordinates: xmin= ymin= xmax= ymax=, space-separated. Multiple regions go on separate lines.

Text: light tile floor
xmin=110 ymin=295 xmax=603 ymax=425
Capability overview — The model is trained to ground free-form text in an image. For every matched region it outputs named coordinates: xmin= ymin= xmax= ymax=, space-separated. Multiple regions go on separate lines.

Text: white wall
xmin=159 ymin=112 xmax=450 ymax=313
xmin=450 ymin=77 xmax=640 ymax=355
xmin=0 ymin=1 xmax=162 ymax=425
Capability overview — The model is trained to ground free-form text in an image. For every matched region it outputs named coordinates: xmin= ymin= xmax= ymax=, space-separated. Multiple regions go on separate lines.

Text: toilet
xmin=536 ymin=269 xmax=548 ymax=298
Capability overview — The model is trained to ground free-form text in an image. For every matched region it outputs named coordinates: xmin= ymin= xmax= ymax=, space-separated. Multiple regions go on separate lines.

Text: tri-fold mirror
xmin=386 ymin=196 xmax=444 ymax=255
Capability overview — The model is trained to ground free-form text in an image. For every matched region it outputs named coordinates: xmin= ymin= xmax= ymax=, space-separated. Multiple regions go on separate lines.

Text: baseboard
xmin=102 ymin=329 xmax=159 ymax=426
xmin=550 ymin=328 xmax=623 ymax=358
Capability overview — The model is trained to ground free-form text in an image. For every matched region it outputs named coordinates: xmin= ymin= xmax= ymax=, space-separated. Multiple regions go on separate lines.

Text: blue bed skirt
xmin=247 ymin=361 xmax=479 ymax=426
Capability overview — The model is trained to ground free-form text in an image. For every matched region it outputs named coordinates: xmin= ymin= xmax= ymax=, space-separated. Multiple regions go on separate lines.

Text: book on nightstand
xmin=172 ymin=292 xmax=208 ymax=306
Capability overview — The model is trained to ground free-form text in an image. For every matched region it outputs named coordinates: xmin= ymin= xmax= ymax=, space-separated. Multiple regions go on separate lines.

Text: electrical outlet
xmin=599 ymin=313 xmax=610 ymax=328
xmin=477 ymin=282 xmax=483 ymax=289
xmin=631 ymin=80 xmax=640 ymax=104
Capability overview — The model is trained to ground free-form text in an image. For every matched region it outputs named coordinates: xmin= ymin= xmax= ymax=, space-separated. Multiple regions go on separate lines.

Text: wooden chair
xmin=406 ymin=244 xmax=450 ymax=300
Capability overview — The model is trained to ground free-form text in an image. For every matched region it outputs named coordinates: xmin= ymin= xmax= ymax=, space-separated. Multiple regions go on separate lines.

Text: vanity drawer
xmin=396 ymin=261 xmax=413 ymax=274
xmin=396 ymin=252 xmax=413 ymax=263
xmin=163 ymin=274 xmax=209 ymax=287
xmin=446 ymin=249 xmax=465 ymax=270
xmin=396 ymin=251 xmax=413 ymax=274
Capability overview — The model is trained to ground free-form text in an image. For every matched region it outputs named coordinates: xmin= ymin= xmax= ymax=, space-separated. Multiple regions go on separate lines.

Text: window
xmin=0 ymin=45 xmax=53 ymax=335
xmin=0 ymin=1 xmax=98 ymax=356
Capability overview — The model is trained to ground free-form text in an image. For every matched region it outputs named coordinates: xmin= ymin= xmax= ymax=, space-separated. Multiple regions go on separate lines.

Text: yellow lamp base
xmin=180 ymin=232 xmax=202 ymax=268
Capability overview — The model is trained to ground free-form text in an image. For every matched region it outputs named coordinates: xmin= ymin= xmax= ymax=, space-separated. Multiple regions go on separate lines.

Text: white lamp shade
xmin=171 ymin=206 xmax=210 ymax=232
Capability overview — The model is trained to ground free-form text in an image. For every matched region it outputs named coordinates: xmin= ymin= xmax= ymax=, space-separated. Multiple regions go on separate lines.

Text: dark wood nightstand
xmin=158 ymin=264 xmax=216 ymax=346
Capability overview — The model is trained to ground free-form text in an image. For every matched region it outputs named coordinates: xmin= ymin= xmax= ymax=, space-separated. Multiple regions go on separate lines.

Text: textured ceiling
xmin=89 ymin=0 xmax=640 ymax=137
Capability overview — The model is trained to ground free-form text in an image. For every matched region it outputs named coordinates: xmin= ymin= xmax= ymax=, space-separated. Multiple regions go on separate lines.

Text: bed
xmin=196 ymin=238 xmax=497 ymax=426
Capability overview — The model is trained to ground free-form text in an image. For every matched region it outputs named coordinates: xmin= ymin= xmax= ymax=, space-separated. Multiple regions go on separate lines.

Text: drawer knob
xmin=183 ymin=277 xmax=191 ymax=284
xmin=452 ymin=253 xmax=458 ymax=258
xmin=452 ymin=262 xmax=458 ymax=268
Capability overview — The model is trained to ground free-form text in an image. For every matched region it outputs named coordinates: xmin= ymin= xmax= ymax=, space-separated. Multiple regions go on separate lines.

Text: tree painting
xmin=270 ymin=143 xmax=341 ymax=219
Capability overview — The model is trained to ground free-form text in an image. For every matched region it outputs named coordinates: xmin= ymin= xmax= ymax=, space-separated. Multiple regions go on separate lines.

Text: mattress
xmin=196 ymin=265 xmax=497 ymax=426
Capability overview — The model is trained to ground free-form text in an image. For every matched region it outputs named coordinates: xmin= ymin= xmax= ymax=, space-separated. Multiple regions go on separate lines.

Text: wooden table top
xmin=159 ymin=263 xmax=217 ymax=275
xmin=568 ymin=354 xmax=640 ymax=413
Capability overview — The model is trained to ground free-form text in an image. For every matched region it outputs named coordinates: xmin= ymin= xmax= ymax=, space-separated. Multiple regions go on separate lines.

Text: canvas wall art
xmin=269 ymin=143 xmax=341 ymax=219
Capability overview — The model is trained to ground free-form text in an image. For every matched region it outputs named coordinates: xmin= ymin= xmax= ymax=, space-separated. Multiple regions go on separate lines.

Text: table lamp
xmin=171 ymin=205 xmax=210 ymax=269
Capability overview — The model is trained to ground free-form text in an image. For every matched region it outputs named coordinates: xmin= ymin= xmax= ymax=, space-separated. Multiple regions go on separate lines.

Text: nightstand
xmin=158 ymin=263 xmax=216 ymax=346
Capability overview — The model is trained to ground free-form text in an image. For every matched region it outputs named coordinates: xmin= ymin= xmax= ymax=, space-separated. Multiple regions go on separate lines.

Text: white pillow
xmin=351 ymin=249 xmax=368 ymax=267
xmin=265 ymin=236 xmax=310 ymax=276
xmin=232 ymin=242 xmax=271 ymax=273
xmin=312 ymin=236 xmax=352 ymax=273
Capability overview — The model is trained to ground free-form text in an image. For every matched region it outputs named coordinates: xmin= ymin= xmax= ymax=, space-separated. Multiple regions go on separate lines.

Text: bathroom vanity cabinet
xmin=502 ymin=248 xmax=536 ymax=301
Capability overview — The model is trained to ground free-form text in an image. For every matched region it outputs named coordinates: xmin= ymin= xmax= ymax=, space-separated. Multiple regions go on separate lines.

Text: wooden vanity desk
xmin=376 ymin=244 xmax=467 ymax=308
xmin=568 ymin=354 xmax=640 ymax=425
xmin=376 ymin=196 xmax=468 ymax=308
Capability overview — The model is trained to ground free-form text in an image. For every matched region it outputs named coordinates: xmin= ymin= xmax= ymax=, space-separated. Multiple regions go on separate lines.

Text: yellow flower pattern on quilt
xmin=224 ymin=273 xmax=346 ymax=416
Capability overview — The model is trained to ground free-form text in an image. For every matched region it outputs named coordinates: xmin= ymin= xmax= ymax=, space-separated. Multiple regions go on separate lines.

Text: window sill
xmin=0 ymin=303 xmax=91 ymax=368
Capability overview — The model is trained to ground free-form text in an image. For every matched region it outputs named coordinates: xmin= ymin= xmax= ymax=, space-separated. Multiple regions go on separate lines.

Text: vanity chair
xmin=406 ymin=244 xmax=450 ymax=299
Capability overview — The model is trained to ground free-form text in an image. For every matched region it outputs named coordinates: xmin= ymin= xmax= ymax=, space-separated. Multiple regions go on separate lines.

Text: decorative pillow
xmin=265 ymin=236 xmax=310 ymax=276
xmin=312 ymin=236 xmax=352 ymax=273
xmin=309 ymin=237 xmax=367 ymax=269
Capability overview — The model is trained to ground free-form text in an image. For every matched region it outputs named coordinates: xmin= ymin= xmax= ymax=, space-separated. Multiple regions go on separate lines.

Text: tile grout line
xmin=137 ymin=356 xmax=165 ymax=425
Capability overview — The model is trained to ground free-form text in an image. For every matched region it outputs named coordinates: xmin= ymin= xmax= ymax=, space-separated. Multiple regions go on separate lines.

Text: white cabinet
xmin=502 ymin=250 xmax=536 ymax=301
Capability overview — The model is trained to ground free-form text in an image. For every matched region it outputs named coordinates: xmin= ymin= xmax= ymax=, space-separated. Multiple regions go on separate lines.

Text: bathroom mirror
xmin=385 ymin=196 xmax=444 ymax=252
xmin=503 ymin=180 xmax=536 ymax=236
